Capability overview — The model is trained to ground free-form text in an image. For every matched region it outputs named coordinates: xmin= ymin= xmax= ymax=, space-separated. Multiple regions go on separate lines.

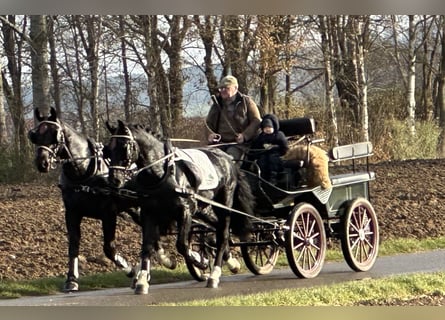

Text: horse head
xmin=28 ymin=107 xmax=64 ymax=173
xmin=106 ymin=120 xmax=141 ymax=187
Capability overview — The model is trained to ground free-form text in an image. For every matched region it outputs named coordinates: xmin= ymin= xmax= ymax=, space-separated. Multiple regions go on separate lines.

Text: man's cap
xmin=261 ymin=118 xmax=274 ymax=129
xmin=218 ymin=75 xmax=238 ymax=88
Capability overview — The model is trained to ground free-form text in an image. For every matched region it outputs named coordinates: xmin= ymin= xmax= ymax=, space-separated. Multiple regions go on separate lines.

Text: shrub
xmin=383 ymin=119 xmax=441 ymax=160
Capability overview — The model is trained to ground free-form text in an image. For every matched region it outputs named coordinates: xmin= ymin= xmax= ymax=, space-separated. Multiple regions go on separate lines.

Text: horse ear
xmin=49 ymin=107 xmax=57 ymax=121
xmin=34 ymin=108 xmax=45 ymax=122
xmin=102 ymin=144 xmax=110 ymax=158
xmin=28 ymin=129 xmax=36 ymax=144
xmin=105 ymin=120 xmax=116 ymax=133
xmin=117 ymin=120 xmax=126 ymax=131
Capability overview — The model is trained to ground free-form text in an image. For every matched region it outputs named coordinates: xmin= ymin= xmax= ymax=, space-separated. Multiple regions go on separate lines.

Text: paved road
xmin=1 ymin=249 xmax=444 ymax=306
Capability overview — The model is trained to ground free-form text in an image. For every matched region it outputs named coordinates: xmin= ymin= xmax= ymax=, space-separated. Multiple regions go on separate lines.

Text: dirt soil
xmin=1 ymin=158 xmax=445 ymax=305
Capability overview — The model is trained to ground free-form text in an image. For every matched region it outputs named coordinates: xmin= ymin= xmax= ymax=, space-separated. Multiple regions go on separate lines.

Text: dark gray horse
xmin=105 ymin=120 xmax=255 ymax=294
xmin=28 ymin=107 xmax=144 ymax=292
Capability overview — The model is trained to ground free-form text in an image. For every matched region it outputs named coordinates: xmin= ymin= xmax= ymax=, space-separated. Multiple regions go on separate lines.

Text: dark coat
xmin=249 ymin=114 xmax=289 ymax=178
xmin=205 ymin=92 xmax=261 ymax=143
xmin=250 ymin=114 xmax=289 ymax=157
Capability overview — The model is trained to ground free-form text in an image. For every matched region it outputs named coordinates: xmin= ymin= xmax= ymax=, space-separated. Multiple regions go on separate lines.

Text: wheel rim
xmin=286 ymin=204 xmax=326 ymax=278
xmin=241 ymin=227 xmax=279 ymax=275
xmin=342 ymin=198 xmax=379 ymax=271
xmin=293 ymin=212 xmax=323 ymax=271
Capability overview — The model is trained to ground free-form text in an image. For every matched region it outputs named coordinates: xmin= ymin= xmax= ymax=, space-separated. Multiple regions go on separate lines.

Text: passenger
xmin=205 ymin=75 xmax=262 ymax=161
xmin=249 ymin=114 xmax=289 ymax=184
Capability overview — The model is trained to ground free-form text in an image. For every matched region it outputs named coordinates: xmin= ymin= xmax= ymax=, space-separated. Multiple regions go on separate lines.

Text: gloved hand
xmin=208 ymin=133 xmax=221 ymax=144
xmin=235 ymin=133 xmax=245 ymax=144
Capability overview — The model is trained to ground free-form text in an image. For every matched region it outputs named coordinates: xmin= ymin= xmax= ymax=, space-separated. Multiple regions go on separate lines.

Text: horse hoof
xmin=134 ymin=270 xmax=150 ymax=294
xmin=63 ymin=281 xmax=79 ymax=292
xmin=130 ymin=277 xmax=137 ymax=289
xmin=226 ymin=257 xmax=241 ymax=274
xmin=134 ymin=284 xmax=149 ymax=295
xmin=206 ymin=278 xmax=219 ymax=289
xmin=126 ymin=267 xmax=136 ymax=278
xmin=168 ymin=255 xmax=177 ymax=270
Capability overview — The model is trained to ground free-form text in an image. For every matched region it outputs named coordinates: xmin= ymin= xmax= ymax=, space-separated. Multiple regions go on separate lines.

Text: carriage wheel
xmin=285 ymin=203 xmax=326 ymax=278
xmin=186 ymin=225 xmax=215 ymax=282
xmin=240 ymin=224 xmax=280 ymax=275
xmin=340 ymin=197 xmax=379 ymax=272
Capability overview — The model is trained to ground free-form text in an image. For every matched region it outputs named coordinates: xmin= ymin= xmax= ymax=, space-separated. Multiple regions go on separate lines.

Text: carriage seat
xmin=279 ymin=117 xmax=316 ymax=137
xmin=329 ymin=141 xmax=373 ymax=162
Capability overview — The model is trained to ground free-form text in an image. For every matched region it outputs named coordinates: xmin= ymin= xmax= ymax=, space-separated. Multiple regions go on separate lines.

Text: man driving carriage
xmin=205 ymin=75 xmax=262 ymax=161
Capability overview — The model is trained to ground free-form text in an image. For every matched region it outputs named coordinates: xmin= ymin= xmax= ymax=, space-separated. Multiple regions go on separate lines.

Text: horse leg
xmin=175 ymin=202 xmax=209 ymax=271
xmin=197 ymin=206 xmax=238 ymax=273
xmin=133 ymin=210 xmax=156 ymax=295
xmin=102 ymin=216 xmax=135 ymax=282
xmin=225 ymin=250 xmax=241 ymax=274
xmin=154 ymin=236 xmax=177 ymax=270
xmin=64 ymin=214 xmax=81 ymax=292
xmin=207 ymin=211 xmax=231 ymax=289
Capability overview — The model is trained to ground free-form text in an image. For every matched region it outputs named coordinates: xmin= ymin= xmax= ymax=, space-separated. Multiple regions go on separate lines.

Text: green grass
xmin=2 ymin=236 xmax=445 ymax=300
xmin=165 ymin=272 xmax=445 ymax=306
xmin=0 ymin=264 xmax=193 ymax=299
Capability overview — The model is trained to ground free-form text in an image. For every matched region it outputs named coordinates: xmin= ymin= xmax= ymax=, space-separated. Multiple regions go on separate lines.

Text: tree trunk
xmin=47 ymin=16 xmax=62 ymax=117
xmin=30 ymin=15 xmax=50 ymax=119
xmin=119 ymin=15 xmax=132 ymax=122
xmin=319 ymin=15 xmax=339 ymax=146
xmin=75 ymin=15 xmax=101 ymax=140
xmin=194 ymin=15 xmax=218 ymax=95
xmin=438 ymin=16 xmax=445 ymax=157
xmin=356 ymin=19 xmax=369 ymax=142
xmin=162 ymin=15 xmax=189 ymax=125
xmin=0 ymin=68 xmax=6 ymax=145
xmin=407 ymin=15 xmax=417 ymax=136
xmin=1 ymin=15 xmax=28 ymax=178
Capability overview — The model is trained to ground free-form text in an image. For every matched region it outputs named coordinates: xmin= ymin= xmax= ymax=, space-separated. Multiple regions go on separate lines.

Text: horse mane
xmin=125 ymin=123 xmax=164 ymax=141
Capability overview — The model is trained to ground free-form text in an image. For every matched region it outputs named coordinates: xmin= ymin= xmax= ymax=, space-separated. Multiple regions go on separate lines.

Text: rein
xmin=135 ymin=151 xmax=175 ymax=175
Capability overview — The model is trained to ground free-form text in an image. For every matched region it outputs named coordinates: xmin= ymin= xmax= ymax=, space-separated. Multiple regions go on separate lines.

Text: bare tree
xmin=73 ymin=15 xmax=102 ymax=140
xmin=218 ymin=15 xmax=256 ymax=94
xmin=119 ymin=15 xmax=132 ymax=122
xmin=30 ymin=15 xmax=50 ymax=119
xmin=419 ymin=15 xmax=440 ymax=121
xmin=318 ymin=15 xmax=339 ymax=146
xmin=0 ymin=62 xmax=5 ymax=145
xmin=47 ymin=15 xmax=62 ymax=117
xmin=193 ymin=15 xmax=219 ymax=95
xmin=438 ymin=16 xmax=445 ymax=156
xmin=1 ymin=15 xmax=28 ymax=176
xmin=160 ymin=15 xmax=190 ymax=125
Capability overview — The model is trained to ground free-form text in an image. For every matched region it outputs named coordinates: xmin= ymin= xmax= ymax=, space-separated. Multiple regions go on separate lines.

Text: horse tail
xmin=230 ymin=166 xmax=256 ymax=237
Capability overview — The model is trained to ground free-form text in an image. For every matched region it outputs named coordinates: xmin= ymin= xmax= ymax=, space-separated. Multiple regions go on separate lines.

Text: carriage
xmin=184 ymin=117 xmax=379 ymax=282
xmin=28 ymin=107 xmax=378 ymax=293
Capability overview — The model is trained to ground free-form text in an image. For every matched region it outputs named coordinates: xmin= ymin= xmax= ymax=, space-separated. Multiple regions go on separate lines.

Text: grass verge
xmin=165 ymin=272 xmax=445 ymax=306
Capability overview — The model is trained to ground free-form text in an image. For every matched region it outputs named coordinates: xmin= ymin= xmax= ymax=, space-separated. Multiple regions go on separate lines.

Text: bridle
xmin=108 ymin=128 xmax=139 ymax=172
xmin=30 ymin=120 xmax=102 ymax=172
xmin=109 ymin=129 xmax=176 ymax=188
xmin=29 ymin=120 xmax=67 ymax=169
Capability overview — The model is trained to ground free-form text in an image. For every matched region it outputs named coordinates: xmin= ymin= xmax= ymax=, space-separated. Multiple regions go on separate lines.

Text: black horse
xmin=27 ymin=107 xmax=145 ymax=292
xmin=105 ymin=120 xmax=255 ymax=294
